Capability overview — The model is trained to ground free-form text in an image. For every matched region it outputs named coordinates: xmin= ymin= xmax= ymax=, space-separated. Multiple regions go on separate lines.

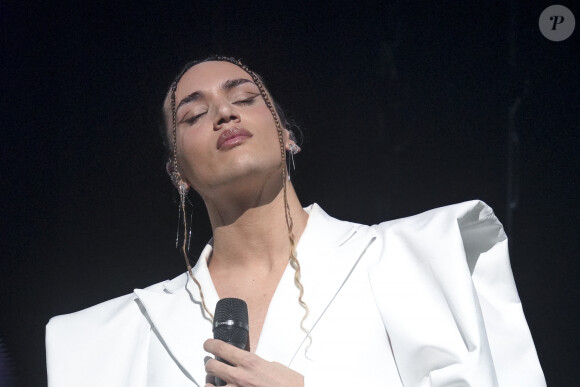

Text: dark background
xmin=1 ymin=1 xmax=578 ymax=385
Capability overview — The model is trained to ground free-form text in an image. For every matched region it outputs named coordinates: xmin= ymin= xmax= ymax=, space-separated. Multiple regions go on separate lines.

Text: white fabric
xmin=46 ymin=201 xmax=545 ymax=386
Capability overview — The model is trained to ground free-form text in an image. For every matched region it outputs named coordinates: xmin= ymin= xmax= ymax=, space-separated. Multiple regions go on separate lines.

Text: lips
xmin=216 ymin=127 xmax=253 ymax=150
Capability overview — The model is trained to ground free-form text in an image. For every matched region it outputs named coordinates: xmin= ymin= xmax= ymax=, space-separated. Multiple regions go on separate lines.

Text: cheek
xmin=251 ymin=104 xmax=282 ymax=142
xmin=176 ymin=125 xmax=214 ymax=177
xmin=256 ymin=104 xmax=278 ymax=127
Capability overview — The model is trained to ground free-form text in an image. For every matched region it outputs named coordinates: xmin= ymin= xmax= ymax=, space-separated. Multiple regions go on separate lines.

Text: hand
xmin=203 ymin=339 xmax=304 ymax=387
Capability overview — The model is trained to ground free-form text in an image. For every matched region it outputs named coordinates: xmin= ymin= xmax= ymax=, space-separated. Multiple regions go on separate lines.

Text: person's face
xmin=168 ymin=61 xmax=288 ymax=197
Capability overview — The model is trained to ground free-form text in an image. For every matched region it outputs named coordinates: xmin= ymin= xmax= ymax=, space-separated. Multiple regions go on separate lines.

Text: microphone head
xmin=213 ymin=298 xmax=249 ymax=350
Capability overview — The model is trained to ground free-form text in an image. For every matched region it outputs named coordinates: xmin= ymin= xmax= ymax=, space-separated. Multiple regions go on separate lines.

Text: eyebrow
xmin=222 ymin=78 xmax=254 ymax=91
xmin=176 ymin=78 xmax=255 ymax=112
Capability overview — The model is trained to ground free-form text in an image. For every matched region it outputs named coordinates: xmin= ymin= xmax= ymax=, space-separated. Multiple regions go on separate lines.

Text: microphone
xmin=212 ymin=298 xmax=249 ymax=386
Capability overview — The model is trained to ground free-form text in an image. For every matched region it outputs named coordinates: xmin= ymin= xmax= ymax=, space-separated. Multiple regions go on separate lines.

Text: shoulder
xmin=313 ymin=200 xmax=505 ymax=260
xmin=365 ymin=200 xmax=506 ymax=265
xmin=46 ymin=279 xmax=171 ymax=332
xmin=304 ymin=200 xmax=504 ymax=263
xmin=46 ymin=277 xmax=181 ymax=385
xmin=357 ymin=199 xmax=506 ymax=289
xmin=372 ymin=199 xmax=502 ymax=235
xmin=312 ymin=199 xmax=501 ymax=237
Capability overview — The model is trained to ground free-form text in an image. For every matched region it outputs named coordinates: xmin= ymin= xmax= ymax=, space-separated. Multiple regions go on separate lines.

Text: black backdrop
xmin=1 ymin=1 xmax=578 ymax=385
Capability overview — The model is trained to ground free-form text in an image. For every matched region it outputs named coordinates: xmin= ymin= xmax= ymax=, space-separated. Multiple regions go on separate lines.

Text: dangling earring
xmin=289 ymin=143 xmax=300 ymax=166
xmin=175 ymin=177 xmax=190 ymax=250
xmin=176 ymin=182 xmax=185 ymax=247
xmin=287 ymin=130 xmax=300 ymax=173
xmin=287 ymin=143 xmax=301 ymax=180
xmin=175 ymin=201 xmax=182 ymax=248
xmin=187 ymin=198 xmax=193 ymax=252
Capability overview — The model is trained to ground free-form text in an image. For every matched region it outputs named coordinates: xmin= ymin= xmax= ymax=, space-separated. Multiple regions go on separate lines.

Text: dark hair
xmin=159 ymin=56 xmax=299 ymax=160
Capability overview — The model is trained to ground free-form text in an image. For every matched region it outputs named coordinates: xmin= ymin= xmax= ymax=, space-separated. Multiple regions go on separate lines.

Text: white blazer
xmin=46 ymin=201 xmax=545 ymax=386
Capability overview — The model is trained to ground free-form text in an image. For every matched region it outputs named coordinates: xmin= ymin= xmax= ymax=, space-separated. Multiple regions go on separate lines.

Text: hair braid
xmin=169 ymin=61 xmax=214 ymax=321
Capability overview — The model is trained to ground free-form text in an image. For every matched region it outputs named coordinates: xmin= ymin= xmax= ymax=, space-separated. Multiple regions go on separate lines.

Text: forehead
xmin=175 ymin=61 xmax=253 ymax=97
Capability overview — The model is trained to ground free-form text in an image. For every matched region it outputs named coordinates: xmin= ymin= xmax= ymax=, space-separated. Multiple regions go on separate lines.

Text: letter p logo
xmin=539 ymin=5 xmax=576 ymax=41
xmin=550 ymin=15 xmax=565 ymax=30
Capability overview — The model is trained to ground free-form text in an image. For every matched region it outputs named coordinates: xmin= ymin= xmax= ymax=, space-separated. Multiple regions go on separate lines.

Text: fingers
xmin=204 ymin=339 xmax=247 ymax=366
xmin=204 ymin=339 xmax=245 ymax=386
xmin=205 ymin=356 xmax=236 ymax=385
xmin=205 ymin=366 xmax=216 ymax=386
xmin=204 ymin=339 xmax=262 ymax=386
xmin=203 ymin=341 xmax=304 ymax=387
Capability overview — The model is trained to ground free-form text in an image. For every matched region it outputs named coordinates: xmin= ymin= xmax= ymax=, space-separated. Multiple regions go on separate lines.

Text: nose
xmin=213 ymin=100 xmax=241 ymax=129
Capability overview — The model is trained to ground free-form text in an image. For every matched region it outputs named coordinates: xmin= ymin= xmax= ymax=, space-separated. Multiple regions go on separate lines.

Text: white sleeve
xmin=368 ymin=200 xmax=545 ymax=386
xmin=460 ymin=203 xmax=545 ymax=386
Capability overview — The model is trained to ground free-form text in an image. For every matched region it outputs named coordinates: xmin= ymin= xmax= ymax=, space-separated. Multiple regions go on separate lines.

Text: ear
xmin=284 ymin=129 xmax=301 ymax=154
xmin=165 ymin=161 xmax=190 ymax=191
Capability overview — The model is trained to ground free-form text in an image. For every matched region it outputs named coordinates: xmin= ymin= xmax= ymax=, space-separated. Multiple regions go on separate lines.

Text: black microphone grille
xmin=213 ymin=298 xmax=249 ymax=349
xmin=213 ymin=298 xmax=249 ymax=330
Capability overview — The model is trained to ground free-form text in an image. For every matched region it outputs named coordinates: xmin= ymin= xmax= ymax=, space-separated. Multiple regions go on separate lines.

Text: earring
xmin=287 ymin=143 xmax=301 ymax=180
xmin=176 ymin=183 xmax=185 ymax=248
xmin=175 ymin=179 xmax=191 ymax=250
xmin=289 ymin=143 xmax=301 ymax=155
xmin=179 ymin=183 xmax=193 ymax=252
xmin=289 ymin=143 xmax=301 ymax=165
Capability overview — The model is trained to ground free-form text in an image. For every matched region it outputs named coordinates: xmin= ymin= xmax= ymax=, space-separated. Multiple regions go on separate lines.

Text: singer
xmin=46 ymin=57 xmax=546 ymax=386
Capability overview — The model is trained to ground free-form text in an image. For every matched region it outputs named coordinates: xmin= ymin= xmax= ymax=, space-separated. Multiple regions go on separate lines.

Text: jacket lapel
xmin=256 ymin=204 xmax=377 ymax=366
xmin=133 ymin=244 xmax=219 ymax=386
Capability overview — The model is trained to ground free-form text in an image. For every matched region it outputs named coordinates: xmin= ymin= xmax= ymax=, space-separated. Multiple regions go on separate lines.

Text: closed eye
xmin=183 ymin=112 xmax=205 ymax=125
xmin=233 ymin=95 xmax=259 ymax=106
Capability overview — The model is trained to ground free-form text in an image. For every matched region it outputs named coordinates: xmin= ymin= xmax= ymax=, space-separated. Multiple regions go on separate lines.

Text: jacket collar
xmin=134 ymin=203 xmax=376 ymax=384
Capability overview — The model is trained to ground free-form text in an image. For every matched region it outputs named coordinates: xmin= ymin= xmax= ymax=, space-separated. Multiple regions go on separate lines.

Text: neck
xmin=203 ymin=180 xmax=308 ymax=273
